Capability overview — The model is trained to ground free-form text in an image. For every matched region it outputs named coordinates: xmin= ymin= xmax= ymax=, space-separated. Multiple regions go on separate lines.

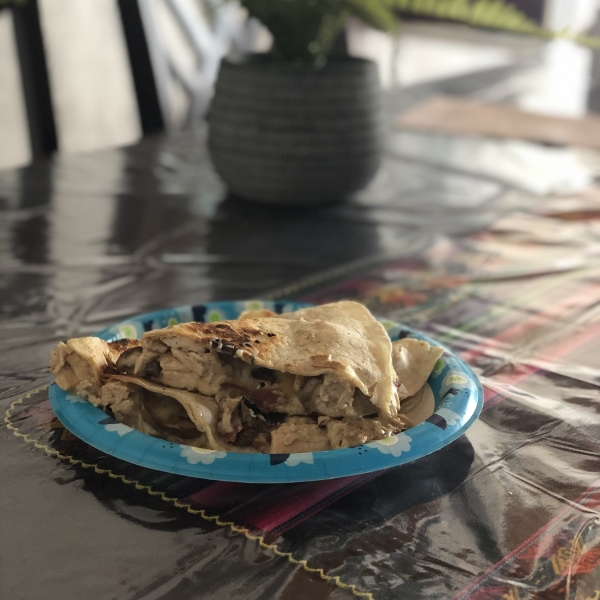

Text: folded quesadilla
xmin=49 ymin=301 xmax=443 ymax=453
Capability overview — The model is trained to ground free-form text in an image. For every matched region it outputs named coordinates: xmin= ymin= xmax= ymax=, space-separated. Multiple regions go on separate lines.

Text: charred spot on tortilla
xmin=109 ymin=339 xmax=139 ymax=353
xmin=187 ymin=321 xmax=266 ymax=350
xmin=210 ymin=339 xmax=238 ymax=355
xmin=49 ymin=301 xmax=442 ymax=454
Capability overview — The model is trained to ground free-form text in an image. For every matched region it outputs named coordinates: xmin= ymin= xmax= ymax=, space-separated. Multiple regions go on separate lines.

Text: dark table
xmin=2 ymin=85 xmax=600 ymax=600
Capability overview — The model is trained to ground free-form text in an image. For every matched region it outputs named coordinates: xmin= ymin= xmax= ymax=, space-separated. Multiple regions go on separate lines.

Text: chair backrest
xmin=0 ymin=0 xmax=264 ymax=170
xmin=137 ymin=0 xmax=268 ymax=129
xmin=1 ymin=1 xmax=56 ymax=169
xmin=3 ymin=0 xmax=142 ymax=167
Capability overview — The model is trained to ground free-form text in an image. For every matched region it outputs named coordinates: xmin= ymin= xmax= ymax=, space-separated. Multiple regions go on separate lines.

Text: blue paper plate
xmin=48 ymin=300 xmax=483 ymax=483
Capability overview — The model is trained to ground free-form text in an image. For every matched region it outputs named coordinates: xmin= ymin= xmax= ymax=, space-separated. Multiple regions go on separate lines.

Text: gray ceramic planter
xmin=207 ymin=55 xmax=383 ymax=205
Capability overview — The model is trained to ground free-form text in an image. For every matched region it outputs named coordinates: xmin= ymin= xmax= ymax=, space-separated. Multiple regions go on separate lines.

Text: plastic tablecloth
xmin=1 ymin=128 xmax=600 ymax=600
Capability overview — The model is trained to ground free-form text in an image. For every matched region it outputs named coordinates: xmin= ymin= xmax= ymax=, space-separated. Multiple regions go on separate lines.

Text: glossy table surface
xmin=3 ymin=70 xmax=600 ymax=599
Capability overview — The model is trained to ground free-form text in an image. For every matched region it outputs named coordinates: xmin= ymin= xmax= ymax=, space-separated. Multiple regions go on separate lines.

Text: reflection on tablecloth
xmin=4 ymin=126 xmax=600 ymax=600
xmin=281 ymin=209 xmax=600 ymax=600
xmin=8 ymin=206 xmax=600 ymax=600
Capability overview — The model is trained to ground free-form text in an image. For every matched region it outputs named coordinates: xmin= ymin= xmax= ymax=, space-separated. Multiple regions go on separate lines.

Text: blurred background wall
xmin=1 ymin=0 xmax=600 ymax=170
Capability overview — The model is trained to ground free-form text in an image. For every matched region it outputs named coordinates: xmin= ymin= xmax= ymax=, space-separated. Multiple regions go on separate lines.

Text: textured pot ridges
xmin=208 ymin=55 xmax=384 ymax=205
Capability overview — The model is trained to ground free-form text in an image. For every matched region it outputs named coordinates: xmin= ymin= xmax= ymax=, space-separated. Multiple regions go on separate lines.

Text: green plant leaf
xmin=242 ymin=0 xmax=335 ymax=61
xmin=238 ymin=0 xmax=600 ymax=63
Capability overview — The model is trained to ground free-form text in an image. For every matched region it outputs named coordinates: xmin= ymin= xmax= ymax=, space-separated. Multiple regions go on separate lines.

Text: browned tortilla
xmin=49 ymin=337 xmax=140 ymax=404
xmin=139 ymin=301 xmax=399 ymax=417
xmin=49 ymin=301 xmax=440 ymax=453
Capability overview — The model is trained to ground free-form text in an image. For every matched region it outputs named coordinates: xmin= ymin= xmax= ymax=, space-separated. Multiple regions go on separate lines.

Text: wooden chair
xmin=1 ymin=0 xmax=264 ymax=169
xmin=137 ymin=0 xmax=266 ymax=129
